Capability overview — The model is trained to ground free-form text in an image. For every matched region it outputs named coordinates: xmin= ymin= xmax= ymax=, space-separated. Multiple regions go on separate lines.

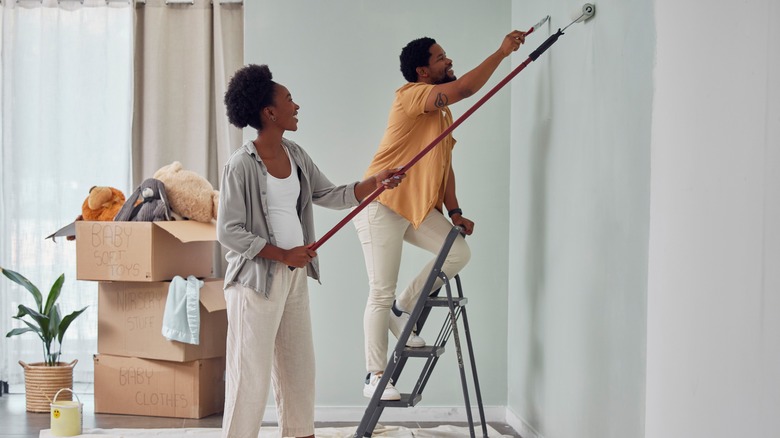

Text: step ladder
xmin=355 ymin=225 xmax=488 ymax=438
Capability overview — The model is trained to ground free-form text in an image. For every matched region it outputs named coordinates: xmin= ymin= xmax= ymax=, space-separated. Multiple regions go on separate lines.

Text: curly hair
xmin=224 ymin=64 xmax=277 ymax=131
xmin=399 ymin=37 xmax=436 ymax=83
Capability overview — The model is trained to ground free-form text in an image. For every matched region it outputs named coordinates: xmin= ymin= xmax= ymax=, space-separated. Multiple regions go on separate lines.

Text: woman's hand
xmin=373 ymin=168 xmax=406 ymax=190
xmin=355 ymin=168 xmax=406 ymax=201
xmin=282 ymin=245 xmax=317 ymax=268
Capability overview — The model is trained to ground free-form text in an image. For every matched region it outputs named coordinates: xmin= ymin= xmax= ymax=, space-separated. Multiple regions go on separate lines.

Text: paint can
xmin=50 ymin=388 xmax=82 ymax=437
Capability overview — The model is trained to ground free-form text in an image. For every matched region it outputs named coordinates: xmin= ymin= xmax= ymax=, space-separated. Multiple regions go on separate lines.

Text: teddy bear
xmin=82 ymin=186 xmax=126 ymax=221
xmin=153 ymin=161 xmax=219 ymax=223
xmin=47 ymin=185 xmax=126 ymax=241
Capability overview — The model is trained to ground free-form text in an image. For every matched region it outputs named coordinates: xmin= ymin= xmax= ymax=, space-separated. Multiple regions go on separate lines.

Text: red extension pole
xmin=310 ymin=26 xmax=564 ymax=252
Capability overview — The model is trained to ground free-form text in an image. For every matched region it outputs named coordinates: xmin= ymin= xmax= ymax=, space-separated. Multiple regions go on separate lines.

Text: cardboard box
xmin=93 ymin=354 xmax=225 ymax=419
xmin=98 ymin=279 xmax=227 ymax=362
xmin=75 ymin=221 xmax=216 ymax=282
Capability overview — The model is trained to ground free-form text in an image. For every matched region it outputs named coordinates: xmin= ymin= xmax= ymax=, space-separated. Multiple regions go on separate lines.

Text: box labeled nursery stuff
xmin=93 ymin=354 xmax=225 ymax=419
xmin=97 ymin=278 xmax=227 ymax=362
xmin=75 ymin=221 xmax=216 ymax=282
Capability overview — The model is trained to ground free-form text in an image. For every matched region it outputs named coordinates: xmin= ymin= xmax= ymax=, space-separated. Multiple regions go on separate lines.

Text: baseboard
xmin=262 ymin=405 xmax=508 ymax=423
xmin=504 ymin=407 xmax=541 ymax=438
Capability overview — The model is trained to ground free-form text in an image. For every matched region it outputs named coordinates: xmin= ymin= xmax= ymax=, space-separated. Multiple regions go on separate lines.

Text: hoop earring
xmin=270 ymin=115 xmax=277 ymax=122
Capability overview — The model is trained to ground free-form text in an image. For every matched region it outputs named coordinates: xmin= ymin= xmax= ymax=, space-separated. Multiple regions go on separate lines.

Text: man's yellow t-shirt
xmin=364 ymin=82 xmax=456 ymax=228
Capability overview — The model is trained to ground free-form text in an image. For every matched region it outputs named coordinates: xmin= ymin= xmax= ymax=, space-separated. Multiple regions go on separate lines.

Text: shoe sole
xmin=363 ymin=387 xmax=402 ymax=401
xmin=389 ymin=324 xmax=427 ymax=348
xmin=405 ymin=337 xmax=426 ymax=348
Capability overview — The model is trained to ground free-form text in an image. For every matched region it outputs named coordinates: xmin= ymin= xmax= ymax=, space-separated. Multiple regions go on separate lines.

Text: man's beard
xmin=434 ymin=72 xmax=456 ymax=85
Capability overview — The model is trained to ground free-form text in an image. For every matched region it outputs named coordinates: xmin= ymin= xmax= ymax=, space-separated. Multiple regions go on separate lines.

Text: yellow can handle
xmin=53 ymin=388 xmax=81 ymax=404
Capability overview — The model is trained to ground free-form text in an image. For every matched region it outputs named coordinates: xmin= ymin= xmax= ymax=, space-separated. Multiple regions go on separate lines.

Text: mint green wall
xmin=243 ymin=1 xmax=513 ymax=408
xmin=242 ymin=1 xmax=780 ymax=436
xmin=508 ymin=1 xmax=652 ymax=437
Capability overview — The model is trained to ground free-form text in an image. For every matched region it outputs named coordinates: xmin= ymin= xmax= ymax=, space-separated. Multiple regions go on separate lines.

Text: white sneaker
xmin=389 ymin=311 xmax=426 ymax=348
xmin=363 ymin=373 xmax=401 ymax=400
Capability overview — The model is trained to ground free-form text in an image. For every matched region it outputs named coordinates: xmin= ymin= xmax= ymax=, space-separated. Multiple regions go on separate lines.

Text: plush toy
xmin=114 ymin=178 xmax=172 ymax=222
xmin=82 ymin=186 xmax=126 ymax=221
xmin=153 ymin=161 xmax=219 ymax=223
xmin=46 ymin=186 xmax=126 ymax=241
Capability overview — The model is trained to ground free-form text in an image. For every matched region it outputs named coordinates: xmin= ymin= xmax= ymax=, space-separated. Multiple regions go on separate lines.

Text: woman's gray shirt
xmin=217 ymin=138 xmax=360 ymax=296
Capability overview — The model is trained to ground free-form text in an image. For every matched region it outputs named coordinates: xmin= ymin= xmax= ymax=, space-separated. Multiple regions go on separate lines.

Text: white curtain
xmin=0 ymin=0 xmax=134 ymax=385
xmin=132 ymin=0 xmax=242 ymax=187
xmin=133 ymin=0 xmax=243 ymax=277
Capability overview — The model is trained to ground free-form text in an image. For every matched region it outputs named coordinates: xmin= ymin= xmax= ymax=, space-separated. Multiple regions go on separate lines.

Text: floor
xmin=0 ymin=385 xmax=522 ymax=438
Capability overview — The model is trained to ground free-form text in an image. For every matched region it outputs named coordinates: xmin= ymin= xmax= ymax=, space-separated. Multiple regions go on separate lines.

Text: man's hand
xmin=451 ymin=213 xmax=474 ymax=236
xmin=500 ymin=30 xmax=526 ymax=57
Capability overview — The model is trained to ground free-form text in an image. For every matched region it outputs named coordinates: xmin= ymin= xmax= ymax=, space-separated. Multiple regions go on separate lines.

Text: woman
xmin=217 ymin=64 xmax=403 ymax=438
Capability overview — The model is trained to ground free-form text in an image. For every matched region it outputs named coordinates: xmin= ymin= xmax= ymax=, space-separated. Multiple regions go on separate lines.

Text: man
xmin=354 ymin=30 xmax=526 ymax=400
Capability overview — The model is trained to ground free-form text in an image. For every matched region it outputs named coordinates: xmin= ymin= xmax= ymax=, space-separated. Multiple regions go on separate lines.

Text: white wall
xmin=646 ymin=1 xmax=780 ymax=437
xmin=244 ymin=0 xmax=513 ymax=413
xmin=508 ymin=1 xmax=652 ymax=437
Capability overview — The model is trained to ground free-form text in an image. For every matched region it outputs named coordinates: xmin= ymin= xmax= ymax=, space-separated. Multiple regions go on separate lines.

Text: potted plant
xmin=2 ymin=267 xmax=87 ymax=412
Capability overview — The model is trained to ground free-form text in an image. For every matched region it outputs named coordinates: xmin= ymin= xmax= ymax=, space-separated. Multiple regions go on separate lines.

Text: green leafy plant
xmin=2 ymin=267 xmax=87 ymax=366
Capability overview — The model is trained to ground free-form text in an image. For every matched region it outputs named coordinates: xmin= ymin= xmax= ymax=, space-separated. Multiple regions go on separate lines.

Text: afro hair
xmin=399 ymin=37 xmax=437 ymax=83
xmin=224 ymin=64 xmax=277 ymax=131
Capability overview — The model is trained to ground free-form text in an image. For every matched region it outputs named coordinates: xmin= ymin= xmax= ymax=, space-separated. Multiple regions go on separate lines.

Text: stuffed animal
xmin=114 ymin=178 xmax=172 ymax=222
xmin=46 ymin=185 xmax=126 ymax=241
xmin=153 ymin=161 xmax=219 ymax=223
xmin=82 ymin=186 xmax=126 ymax=221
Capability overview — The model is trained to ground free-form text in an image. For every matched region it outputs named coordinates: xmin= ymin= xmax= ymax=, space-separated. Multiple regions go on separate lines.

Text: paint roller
xmin=300 ymin=4 xmax=597 ymax=256
xmin=527 ymin=3 xmax=596 ymax=64
xmin=571 ymin=3 xmax=596 ymax=25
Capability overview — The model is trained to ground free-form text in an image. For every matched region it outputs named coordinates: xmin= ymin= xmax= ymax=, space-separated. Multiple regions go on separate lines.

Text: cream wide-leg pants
xmin=353 ymin=202 xmax=471 ymax=373
xmin=221 ymin=265 xmax=315 ymax=438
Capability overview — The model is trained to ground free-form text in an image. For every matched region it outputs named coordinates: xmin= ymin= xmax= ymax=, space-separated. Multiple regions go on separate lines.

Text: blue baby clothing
xmin=162 ymin=275 xmax=203 ymax=345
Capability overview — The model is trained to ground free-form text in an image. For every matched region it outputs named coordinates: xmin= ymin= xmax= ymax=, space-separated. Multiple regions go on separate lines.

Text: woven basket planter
xmin=19 ymin=360 xmax=77 ymax=413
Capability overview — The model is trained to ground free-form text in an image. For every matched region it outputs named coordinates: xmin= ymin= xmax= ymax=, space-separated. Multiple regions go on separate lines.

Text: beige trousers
xmin=353 ymin=202 xmax=471 ymax=373
xmin=221 ymin=265 xmax=315 ymax=438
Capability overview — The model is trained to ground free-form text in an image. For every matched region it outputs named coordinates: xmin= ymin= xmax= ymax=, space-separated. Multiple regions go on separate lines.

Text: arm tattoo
xmin=435 ymin=92 xmax=449 ymax=108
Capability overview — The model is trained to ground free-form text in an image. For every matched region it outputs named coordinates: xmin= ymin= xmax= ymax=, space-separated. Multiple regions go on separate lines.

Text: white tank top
xmin=266 ymin=148 xmax=304 ymax=250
